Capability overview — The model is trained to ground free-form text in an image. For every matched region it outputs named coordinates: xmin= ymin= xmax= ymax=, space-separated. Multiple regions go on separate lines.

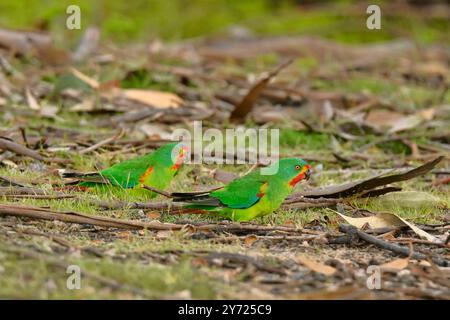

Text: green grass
xmin=0 ymin=1 xmax=448 ymax=44
xmin=0 ymin=2 xmax=448 ymax=297
xmin=0 ymin=250 xmax=220 ymax=299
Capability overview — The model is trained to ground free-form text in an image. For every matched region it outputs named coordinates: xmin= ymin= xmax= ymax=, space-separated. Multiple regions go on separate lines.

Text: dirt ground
xmin=0 ymin=1 xmax=449 ymax=299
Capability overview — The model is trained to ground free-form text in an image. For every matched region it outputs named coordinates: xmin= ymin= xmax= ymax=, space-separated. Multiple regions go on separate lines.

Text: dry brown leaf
xmin=147 ymin=211 xmax=161 ymax=219
xmin=25 ymin=87 xmax=41 ymax=110
xmin=365 ymin=110 xmax=404 ymax=130
xmin=297 ymin=255 xmax=337 ymax=276
xmin=333 ymin=210 xmax=438 ymax=242
xmin=69 ymin=99 xmax=95 ymax=112
xmin=244 ymin=234 xmax=258 ymax=247
xmin=230 ymin=59 xmax=292 ymax=120
xmin=388 ymin=108 xmax=435 ymax=134
xmin=39 ymin=105 xmax=59 ymax=118
xmin=120 ymin=89 xmax=183 ymax=108
xmin=380 ymin=258 xmax=409 ymax=272
xmin=117 ymin=231 xmax=132 ymax=240
xmin=283 ymin=220 xmax=296 ymax=227
xmin=415 ymin=62 xmax=449 ymax=78
xmin=70 ymin=68 xmax=183 ymax=109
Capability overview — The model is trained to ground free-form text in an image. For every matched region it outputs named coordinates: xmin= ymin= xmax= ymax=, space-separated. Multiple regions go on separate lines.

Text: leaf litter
xmin=0 ymin=7 xmax=449 ymax=299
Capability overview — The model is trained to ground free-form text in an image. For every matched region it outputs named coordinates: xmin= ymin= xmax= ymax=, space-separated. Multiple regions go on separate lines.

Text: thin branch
xmin=339 ymin=224 xmax=448 ymax=267
xmin=142 ymin=185 xmax=173 ymax=198
xmin=79 ymin=129 xmax=125 ymax=154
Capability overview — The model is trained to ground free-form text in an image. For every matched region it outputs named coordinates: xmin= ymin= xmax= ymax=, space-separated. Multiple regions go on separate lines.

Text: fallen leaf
xmin=117 ymin=231 xmax=132 ymax=240
xmin=244 ymin=234 xmax=258 ymax=247
xmin=380 ymin=258 xmax=409 ymax=272
xmin=388 ymin=108 xmax=435 ymax=134
xmin=297 ymin=255 xmax=336 ymax=276
xmin=333 ymin=210 xmax=438 ymax=242
xmin=25 ymin=87 xmax=41 ymax=110
xmin=147 ymin=211 xmax=161 ymax=219
xmin=230 ymin=59 xmax=292 ymax=120
xmin=120 ymin=88 xmax=183 ymax=108
xmin=70 ymin=68 xmax=183 ymax=108
xmin=283 ymin=220 xmax=296 ymax=227
xmin=39 ymin=105 xmax=59 ymax=118
xmin=365 ymin=109 xmax=404 ymax=130
xmin=69 ymin=99 xmax=95 ymax=112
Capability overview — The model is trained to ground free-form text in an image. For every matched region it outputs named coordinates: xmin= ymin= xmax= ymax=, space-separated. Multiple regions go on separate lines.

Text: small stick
xmin=339 ymin=224 xmax=448 ymax=267
xmin=79 ymin=129 xmax=125 ymax=154
xmin=0 ymin=137 xmax=70 ymax=164
xmin=142 ymin=185 xmax=173 ymax=198
xmin=3 ymin=194 xmax=77 ymax=200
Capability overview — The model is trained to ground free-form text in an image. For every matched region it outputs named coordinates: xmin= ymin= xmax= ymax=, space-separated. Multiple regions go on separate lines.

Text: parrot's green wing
xmin=210 ymin=172 xmax=269 ymax=209
xmin=95 ymin=154 xmax=154 ymax=188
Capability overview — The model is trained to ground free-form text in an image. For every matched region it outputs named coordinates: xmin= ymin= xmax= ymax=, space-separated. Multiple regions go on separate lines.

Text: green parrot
xmin=172 ymin=158 xmax=311 ymax=221
xmin=63 ymin=142 xmax=188 ymax=198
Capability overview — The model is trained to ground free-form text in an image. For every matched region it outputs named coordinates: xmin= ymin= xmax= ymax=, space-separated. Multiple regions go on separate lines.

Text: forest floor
xmin=0 ymin=2 xmax=449 ymax=299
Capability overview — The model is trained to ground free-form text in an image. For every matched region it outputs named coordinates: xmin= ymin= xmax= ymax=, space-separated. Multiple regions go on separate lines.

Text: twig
xmin=142 ymin=185 xmax=173 ymax=198
xmin=339 ymin=224 xmax=448 ymax=267
xmin=0 ymin=175 xmax=28 ymax=187
xmin=79 ymin=129 xmax=125 ymax=154
xmin=0 ymin=203 xmax=310 ymax=235
xmin=3 ymin=194 xmax=76 ymax=200
xmin=0 ymin=186 xmax=48 ymax=196
xmin=392 ymin=238 xmax=450 ymax=248
xmin=0 ymin=137 xmax=69 ymax=164
xmin=0 ymin=203 xmax=182 ymax=231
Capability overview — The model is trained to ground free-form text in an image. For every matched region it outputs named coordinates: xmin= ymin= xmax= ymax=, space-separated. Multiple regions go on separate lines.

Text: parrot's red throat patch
xmin=289 ymin=165 xmax=311 ymax=187
xmin=289 ymin=172 xmax=306 ymax=187
xmin=171 ymin=146 xmax=188 ymax=170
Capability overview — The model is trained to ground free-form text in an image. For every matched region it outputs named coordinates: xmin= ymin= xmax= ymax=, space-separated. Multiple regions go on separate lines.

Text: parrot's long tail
xmin=172 ymin=191 xmax=223 ymax=207
xmin=62 ymin=172 xmax=109 ymax=184
xmin=62 ymin=172 xmax=98 ymax=179
xmin=171 ymin=186 xmax=223 ymax=204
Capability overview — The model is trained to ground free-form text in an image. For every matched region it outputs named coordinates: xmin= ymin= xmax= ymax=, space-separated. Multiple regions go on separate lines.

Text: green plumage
xmin=68 ymin=142 xmax=186 ymax=198
xmin=174 ymin=158 xmax=311 ymax=221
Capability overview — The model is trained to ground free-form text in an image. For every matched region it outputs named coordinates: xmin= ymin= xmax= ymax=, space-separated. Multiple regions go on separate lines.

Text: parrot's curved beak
xmin=305 ymin=166 xmax=312 ymax=180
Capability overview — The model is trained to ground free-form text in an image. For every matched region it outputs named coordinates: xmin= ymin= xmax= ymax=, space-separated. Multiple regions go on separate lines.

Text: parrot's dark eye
xmin=295 ymin=165 xmax=301 ymax=170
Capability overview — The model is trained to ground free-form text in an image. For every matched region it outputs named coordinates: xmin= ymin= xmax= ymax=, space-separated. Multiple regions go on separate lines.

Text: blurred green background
xmin=0 ymin=0 xmax=448 ymax=44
